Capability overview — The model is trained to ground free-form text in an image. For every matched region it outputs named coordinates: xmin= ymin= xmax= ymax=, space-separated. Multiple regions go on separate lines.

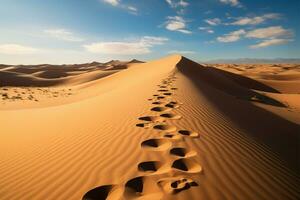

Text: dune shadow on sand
xmin=176 ymin=57 xmax=300 ymax=173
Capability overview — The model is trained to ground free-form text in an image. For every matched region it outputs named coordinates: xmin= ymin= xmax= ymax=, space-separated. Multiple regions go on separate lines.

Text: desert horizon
xmin=1 ymin=0 xmax=300 ymax=200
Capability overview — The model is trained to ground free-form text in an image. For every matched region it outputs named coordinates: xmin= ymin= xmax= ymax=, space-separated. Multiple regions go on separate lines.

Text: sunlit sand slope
xmin=0 ymin=55 xmax=299 ymax=200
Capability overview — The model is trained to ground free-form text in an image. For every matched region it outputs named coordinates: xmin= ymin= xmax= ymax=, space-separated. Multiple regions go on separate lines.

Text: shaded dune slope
xmin=176 ymin=57 xmax=300 ymax=171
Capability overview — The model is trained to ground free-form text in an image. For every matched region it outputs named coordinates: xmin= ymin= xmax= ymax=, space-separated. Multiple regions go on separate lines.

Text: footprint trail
xmin=82 ymin=73 xmax=203 ymax=199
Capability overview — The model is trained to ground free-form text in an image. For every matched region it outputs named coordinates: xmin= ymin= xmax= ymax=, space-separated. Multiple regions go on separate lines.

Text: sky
xmin=0 ymin=0 xmax=299 ymax=64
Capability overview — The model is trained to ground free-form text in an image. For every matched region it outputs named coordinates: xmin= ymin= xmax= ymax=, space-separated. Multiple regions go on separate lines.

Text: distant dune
xmin=204 ymin=58 xmax=300 ymax=64
xmin=0 ymin=55 xmax=299 ymax=200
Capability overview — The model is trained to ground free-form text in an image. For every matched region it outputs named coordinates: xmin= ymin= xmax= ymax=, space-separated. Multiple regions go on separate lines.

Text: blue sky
xmin=0 ymin=0 xmax=299 ymax=64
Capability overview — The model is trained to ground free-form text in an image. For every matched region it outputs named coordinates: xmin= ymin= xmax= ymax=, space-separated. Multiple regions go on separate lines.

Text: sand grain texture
xmin=0 ymin=55 xmax=299 ymax=200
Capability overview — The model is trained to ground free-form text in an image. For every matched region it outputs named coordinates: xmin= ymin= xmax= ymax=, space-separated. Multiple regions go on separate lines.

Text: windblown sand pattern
xmin=0 ymin=55 xmax=299 ymax=200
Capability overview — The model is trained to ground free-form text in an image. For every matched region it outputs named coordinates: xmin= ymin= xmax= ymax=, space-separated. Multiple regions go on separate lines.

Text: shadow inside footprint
xmin=152 ymin=101 xmax=162 ymax=105
xmin=158 ymin=177 xmax=198 ymax=194
xmin=159 ymin=86 xmax=167 ymax=88
xmin=172 ymin=159 xmax=188 ymax=171
xmin=165 ymin=103 xmax=179 ymax=108
xmin=163 ymin=133 xmax=183 ymax=140
xmin=138 ymin=161 xmax=160 ymax=172
xmin=125 ymin=177 xmax=143 ymax=193
xmin=151 ymin=107 xmax=170 ymax=112
xmin=178 ymin=130 xmax=199 ymax=138
xmin=153 ymin=124 xmax=177 ymax=132
xmin=170 ymin=179 xmax=198 ymax=194
xmin=138 ymin=116 xmax=162 ymax=122
xmin=142 ymin=139 xmax=159 ymax=147
xmin=158 ymin=89 xmax=169 ymax=92
xmin=163 ymin=92 xmax=172 ymax=96
xmin=172 ymin=158 xmax=202 ymax=173
xmin=160 ymin=113 xmax=182 ymax=119
xmin=141 ymin=139 xmax=171 ymax=151
xmin=136 ymin=123 xmax=151 ymax=128
xmin=82 ymin=185 xmax=114 ymax=200
xmin=170 ymin=147 xmax=186 ymax=157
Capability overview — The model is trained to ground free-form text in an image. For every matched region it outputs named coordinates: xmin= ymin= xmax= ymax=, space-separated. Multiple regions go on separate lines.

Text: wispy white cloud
xmin=0 ymin=44 xmax=39 ymax=55
xmin=165 ymin=16 xmax=192 ymax=34
xmin=140 ymin=36 xmax=169 ymax=46
xmin=199 ymin=27 xmax=214 ymax=34
xmin=127 ymin=6 xmax=137 ymax=12
xmin=204 ymin=18 xmax=221 ymax=26
xmin=168 ymin=50 xmax=195 ymax=54
xmin=229 ymin=13 xmax=281 ymax=25
xmin=245 ymin=26 xmax=293 ymax=39
xmin=217 ymin=29 xmax=246 ymax=42
xmin=101 ymin=0 xmax=137 ymax=14
xmin=103 ymin=0 xmax=119 ymax=6
xmin=219 ymin=0 xmax=242 ymax=7
xmin=83 ymin=36 xmax=168 ymax=55
xmin=44 ymin=29 xmax=84 ymax=42
xmin=250 ymin=38 xmax=293 ymax=49
xmin=166 ymin=0 xmax=189 ymax=15
xmin=166 ymin=0 xmax=189 ymax=8
xmin=216 ymin=26 xmax=294 ymax=48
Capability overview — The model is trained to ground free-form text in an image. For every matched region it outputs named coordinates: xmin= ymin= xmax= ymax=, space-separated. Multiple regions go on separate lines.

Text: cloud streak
xmin=166 ymin=0 xmax=189 ymax=8
xmin=204 ymin=18 xmax=221 ymax=26
xmin=83 ymin=36 xmax=168 ymax=55
xmin=250 ymin=38 xmax=293 ymax=49
xmin=217 ymin=29 xmax=246 ymax=42
xmin=0 ymin=44 xmax=39 ymax=55
xmin=199 ymin=27 xmax=214 ymax=34
xmin=168 ymin=50 xmax=195 ymax=54
xmin=102 ymin=0 xmax=137 ymax=14
xmin=217 ymin=26 xmax=293 ymax=48
xmin=103 ymin=0 xmax=119 ymax=6
xmin=229 ymin=13 xmax=281 ymax=25
xmin=219 ymin=0 xmax=242 ymax=7
xmin=44 ymin=29 xmax=84 ymax=42
xmin=245 ymin=26 xmax=293 ymax=39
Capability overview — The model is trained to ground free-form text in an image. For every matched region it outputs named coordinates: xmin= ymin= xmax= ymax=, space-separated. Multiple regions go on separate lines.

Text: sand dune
xmin=0 ymin=55 xmax=299 ymax=200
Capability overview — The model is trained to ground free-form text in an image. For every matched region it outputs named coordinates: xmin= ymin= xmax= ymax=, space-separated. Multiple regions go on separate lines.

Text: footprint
xmin=170 ymin=147 xmax=197 ymax=158
xmin=141 ymin=139 xmax=171 ymax=151
xmin=138 ymin=161 xmax=161 ymax=172
xmin=136 ymin=123 xmax=151 ymax=129
xmin=172 ymin=158 xmax=202 ymax=173
xmin=138 ymin=116 xmax=163 ymax=123
xmin=171 ymin=88 xmax=178 ymax=90
xmin=163 ymin=92 xmax=172 ymax=96
xmin=124 ymin=176 xmax=163 ymax=199
xmin=125 ymin=177 xmax=143 ymax=194
xmin=152 ymin=101 xmax=162 ymax=105
xmin=163 ymin=133 xmax=182 ymax=140
xmin=160 ymin=113 xmax=182 ymax=120
xmin=170 ymin=147 xmax=186 ymax=157
xmin=157 ymin=96 xmax=165 ymax=99
xmin=153 ymin=124 xmax=177 ymax=133
xmin=165 ymin=103 xmax=179 ymax=109
xmin=178 ymin=130 xmax=199 ymax=138
xmin=151 ymin=106 xmax=171 ymax=112
xmin=82 ymin=185 xmax=121 ymax=200
xmin=158 ymin=89 xmax=169 ymax=92
xmin=169 ymin=101 xmax=181 ymax=105
xmin=157 ymin=177 xmax=198 ymax=194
